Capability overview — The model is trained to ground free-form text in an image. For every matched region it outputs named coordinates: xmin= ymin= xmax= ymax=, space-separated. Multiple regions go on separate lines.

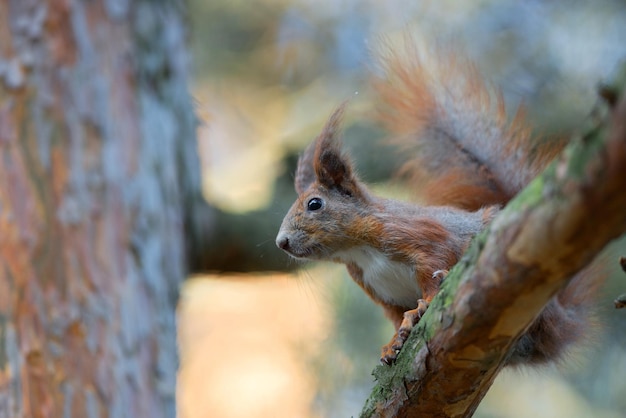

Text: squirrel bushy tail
xmin=509 ymin=266 xmax=603 ymax=366
xmin=373 ymin=41 xmax=566 ymax=210
xmin=373 ymin=41 xmax=603 ymax=366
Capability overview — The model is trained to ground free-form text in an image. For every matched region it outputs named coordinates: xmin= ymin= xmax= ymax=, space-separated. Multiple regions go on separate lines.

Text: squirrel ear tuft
xmin=294 ymin=103 xmax=357 ymax=195
xmin=316 ymin=146 xmax=352 ymax=192
xmin=313 ymin=104 xmax=358 ymax=195
xmin=294 ymin=141 xmax=317 ymax=194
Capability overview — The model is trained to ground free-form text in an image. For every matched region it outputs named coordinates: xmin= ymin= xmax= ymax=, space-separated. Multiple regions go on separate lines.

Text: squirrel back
xmin=373 ymin=42 xmax=565 ymax=210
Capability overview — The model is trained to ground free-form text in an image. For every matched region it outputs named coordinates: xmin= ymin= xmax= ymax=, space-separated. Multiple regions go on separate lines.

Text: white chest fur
xmin=335 ymin=246 xmax=420 ymax=308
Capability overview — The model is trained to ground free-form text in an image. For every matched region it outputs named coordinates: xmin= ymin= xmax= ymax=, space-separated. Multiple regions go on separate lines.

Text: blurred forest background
xmin=179 ymin=1 xmax=626 ymax=417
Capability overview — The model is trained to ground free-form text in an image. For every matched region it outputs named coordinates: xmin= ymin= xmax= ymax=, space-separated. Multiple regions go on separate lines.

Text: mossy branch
xmin=360 ymin=68 xmax=626 ymax=418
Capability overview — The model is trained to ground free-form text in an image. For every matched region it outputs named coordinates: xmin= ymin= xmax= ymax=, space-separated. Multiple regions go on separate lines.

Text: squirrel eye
xmin=307 ymin=197 xmax=323 ymax=211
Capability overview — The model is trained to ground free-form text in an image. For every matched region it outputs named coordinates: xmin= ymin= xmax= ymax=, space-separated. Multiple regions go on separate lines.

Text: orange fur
xmin=373 ymin=40 xmax=564 ymax=209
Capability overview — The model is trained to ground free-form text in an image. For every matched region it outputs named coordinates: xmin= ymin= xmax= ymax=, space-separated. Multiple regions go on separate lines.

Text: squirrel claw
xmin=380 ymin=344 xmax=399 ymax=365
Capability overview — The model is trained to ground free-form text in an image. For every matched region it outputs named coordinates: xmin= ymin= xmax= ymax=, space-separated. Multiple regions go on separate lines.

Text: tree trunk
xmin=0 ymin=1 xmax=201 ymax=417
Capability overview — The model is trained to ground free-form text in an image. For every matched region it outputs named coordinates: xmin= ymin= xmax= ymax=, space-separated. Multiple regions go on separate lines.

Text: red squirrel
xmin=276 ymin=45 xmax=599 ymax=366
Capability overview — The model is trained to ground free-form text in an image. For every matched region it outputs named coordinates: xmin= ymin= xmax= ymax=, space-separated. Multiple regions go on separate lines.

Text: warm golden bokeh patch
xmin=177 ymin=274 xmax=329 ymax=418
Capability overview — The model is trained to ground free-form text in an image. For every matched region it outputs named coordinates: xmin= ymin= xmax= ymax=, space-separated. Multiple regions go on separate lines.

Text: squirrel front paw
xmin=380 ymin=299 xmax=429 ymax=365
xmin=432 ymin=269 xmax=448 ymax=283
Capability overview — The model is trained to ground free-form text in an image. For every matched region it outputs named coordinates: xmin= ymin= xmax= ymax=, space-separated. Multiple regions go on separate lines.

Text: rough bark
xmin=0 ymin=1 xmax=201 ymax=417
xmin=361 ymin=71 xmax=626 ymax=417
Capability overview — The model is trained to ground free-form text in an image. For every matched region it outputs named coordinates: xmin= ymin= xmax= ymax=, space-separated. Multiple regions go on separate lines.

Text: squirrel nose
xmin=276 ymin=234 xmax=289 ymax=250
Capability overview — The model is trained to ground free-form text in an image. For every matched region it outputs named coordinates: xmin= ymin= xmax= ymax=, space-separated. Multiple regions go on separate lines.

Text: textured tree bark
xmin=0 ymin=1 xmax=201 ymax=417
xmin=361 ymin=72 xmax=626 ymax=417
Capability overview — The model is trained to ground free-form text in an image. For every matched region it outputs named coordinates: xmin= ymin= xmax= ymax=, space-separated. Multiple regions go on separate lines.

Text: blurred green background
xmin=179 ymin=1 xmax=626 ymax=417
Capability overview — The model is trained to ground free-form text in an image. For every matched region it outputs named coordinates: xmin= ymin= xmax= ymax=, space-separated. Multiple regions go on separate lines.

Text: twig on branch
xmin=361 ymin=72 xmax=626 ymax=417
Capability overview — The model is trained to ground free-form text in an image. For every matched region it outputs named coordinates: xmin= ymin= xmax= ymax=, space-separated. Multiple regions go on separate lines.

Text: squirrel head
xmin=276 ymin=105 xmax=373 ymax=260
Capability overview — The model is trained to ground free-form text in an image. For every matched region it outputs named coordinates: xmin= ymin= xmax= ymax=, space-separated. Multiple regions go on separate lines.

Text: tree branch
xmin=361 ymin=70 xmax=626 ymax=417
